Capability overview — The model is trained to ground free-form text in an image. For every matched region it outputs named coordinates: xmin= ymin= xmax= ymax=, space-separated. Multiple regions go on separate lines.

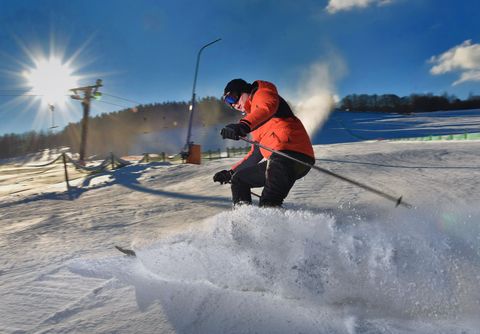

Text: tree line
xmin=0 ymin=97 xmax=237 ymax=160
xmin=2 ymin=93 xmax=480 ymax=160
xmin=339 ymin=93 xmax=480 ymax=113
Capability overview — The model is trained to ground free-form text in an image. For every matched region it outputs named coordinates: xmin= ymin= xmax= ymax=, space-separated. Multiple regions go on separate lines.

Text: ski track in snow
xmin=2 ymin=110 xmax=480 ymax=333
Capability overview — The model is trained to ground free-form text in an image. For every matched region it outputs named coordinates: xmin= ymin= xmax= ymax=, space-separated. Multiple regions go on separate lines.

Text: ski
xmin=115 ymin=245 xmax=136 ymax=257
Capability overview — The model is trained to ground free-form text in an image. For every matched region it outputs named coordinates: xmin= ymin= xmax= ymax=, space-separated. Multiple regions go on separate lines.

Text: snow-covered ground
xmin=314 ymin=109 xmax=480 ymax=144
xmin=2 ymin=110 xmax=480 ymax=333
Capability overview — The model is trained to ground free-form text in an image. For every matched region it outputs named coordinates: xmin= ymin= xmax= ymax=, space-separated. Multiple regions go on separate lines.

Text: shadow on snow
xmin=1 ymin=162 xmax=232 ymax=209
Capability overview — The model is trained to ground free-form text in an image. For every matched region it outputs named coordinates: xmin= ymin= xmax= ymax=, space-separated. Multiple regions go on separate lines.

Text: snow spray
xmin=70 ymin=206 xmax=480 ymax=333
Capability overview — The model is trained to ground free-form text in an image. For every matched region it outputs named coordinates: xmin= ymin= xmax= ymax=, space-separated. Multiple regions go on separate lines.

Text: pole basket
xmin=186 ymin=144 xmax=202 ymax=164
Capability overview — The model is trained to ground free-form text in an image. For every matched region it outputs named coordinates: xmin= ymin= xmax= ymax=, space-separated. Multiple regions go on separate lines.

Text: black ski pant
xmin=230 ymin=151 xmax=314 ymax=207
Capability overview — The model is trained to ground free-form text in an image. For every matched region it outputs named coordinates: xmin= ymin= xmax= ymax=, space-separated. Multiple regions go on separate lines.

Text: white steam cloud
xmin=429 ymin=40 xmax=480 ymax=86
xmin=326 ymin=0 xmax=393 ymax=14
xmin=290 ymin=56 xmax=347 ymax=138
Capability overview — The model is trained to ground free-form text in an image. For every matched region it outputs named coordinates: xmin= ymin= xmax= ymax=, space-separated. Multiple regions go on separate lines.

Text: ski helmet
xmin=223 ymin=79 xmax=252 ymax=105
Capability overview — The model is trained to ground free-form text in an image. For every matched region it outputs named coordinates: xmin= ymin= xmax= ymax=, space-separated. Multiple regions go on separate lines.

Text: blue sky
xmin=0 ymin=0 xmax=479 ymax=135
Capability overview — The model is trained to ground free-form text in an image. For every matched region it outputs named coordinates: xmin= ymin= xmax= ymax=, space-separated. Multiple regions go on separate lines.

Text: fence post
xmin=227 ymin=147 xmax=230 ymax=158
xmin=62 ymin=153 xmax=71 ymax=191
xmin=208 ymin=150 xmax=212 ymax=160
xmin=111 ymin=152 xmax=115 ymax=170
xmin=162 ymin=152 xmax=166 ymax=162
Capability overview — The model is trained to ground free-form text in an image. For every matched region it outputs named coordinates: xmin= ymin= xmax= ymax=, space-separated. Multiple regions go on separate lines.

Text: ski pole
xmin=225 ymin=181 xmax=261 ymax=198
xmin=240 ymin=137 xmax=412 ymax=208
xmin=250 ymin=190 xmax=261 ymax=198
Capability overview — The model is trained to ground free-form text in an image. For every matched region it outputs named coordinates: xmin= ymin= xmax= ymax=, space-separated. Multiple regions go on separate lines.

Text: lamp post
xmin=181 ymin=38 xmax=221 ymax=160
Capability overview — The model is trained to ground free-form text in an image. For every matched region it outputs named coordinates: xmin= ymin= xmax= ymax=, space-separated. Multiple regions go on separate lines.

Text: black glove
xmin=220 ymin=123 xmax=250 ymax=140
xmin=213 ymin=169 xmax=233 ymax=184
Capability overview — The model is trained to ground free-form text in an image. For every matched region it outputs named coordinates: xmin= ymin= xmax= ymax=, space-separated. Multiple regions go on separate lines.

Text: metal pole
xmin=49 ymin=104 xmax=56 ymax=130
xmin=71 ymin=79 xmax=103 ymax=164
xmin=182 ymin=38 xmax=221 ymax=158
xmin=240 ymin=137 xmax=412 ymax=208
xmin=79 ymin=88 xmax=92 ymax=163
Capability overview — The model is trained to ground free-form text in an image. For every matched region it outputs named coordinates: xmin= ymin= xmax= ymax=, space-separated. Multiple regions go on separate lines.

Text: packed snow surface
xmin=2 ymin=110 xmax=480 ymax=333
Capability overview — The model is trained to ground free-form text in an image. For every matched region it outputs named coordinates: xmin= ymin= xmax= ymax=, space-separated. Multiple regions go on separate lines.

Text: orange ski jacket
xmin=232 ymin=80 xmax=314 ymax=170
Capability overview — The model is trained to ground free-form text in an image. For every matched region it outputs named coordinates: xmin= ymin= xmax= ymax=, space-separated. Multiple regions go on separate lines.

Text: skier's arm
xmin=231 ymin=144 xmax=263 ymax=172
xmin=240 ymin=89 xmax=279 ymax=131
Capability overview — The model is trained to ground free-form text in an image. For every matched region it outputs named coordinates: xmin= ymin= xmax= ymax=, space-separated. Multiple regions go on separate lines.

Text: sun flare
xmin=24 ymin=57 xmax=79 ymax=106
xmin=8 ymin=34 xmax=101 ymax=132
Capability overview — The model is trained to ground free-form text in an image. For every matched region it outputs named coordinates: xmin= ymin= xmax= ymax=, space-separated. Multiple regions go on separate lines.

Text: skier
xmin=213 ymin=78 xmax=315 ymax=207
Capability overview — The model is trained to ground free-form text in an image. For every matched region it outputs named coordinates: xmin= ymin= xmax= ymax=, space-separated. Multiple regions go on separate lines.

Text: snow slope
xmin=315 ymin=109 xmax=480 ymax=143
xmin=2 ymin=110 xmax=480 ymax=333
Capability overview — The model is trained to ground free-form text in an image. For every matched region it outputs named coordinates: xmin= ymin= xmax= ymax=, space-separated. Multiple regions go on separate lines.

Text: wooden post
xmin=111 ymin=153 xmax=115 ymax=170
xmin=62 ymin=153 xmax=71 ymax=191
xmin=162 ymin=152 xmax=166 ymax=162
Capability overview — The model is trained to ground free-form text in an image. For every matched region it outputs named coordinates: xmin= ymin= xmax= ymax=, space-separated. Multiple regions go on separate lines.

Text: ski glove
xmin=221 ymin=123 xmax=250 ymax=140
xmin=213 ymin=169 xmax=234 ymax=184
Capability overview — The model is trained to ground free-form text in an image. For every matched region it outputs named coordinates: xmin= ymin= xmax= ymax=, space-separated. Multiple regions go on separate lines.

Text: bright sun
xmin=24 ymin=57 xmax=79 ymax=105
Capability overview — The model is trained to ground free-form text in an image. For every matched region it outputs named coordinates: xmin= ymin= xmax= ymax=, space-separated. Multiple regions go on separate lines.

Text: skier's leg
xmin=260 ymin=154 xmax=295 ymax=207
xmin=260 ymin=151 xmax=315 ymax=207
xmin=231 ymin=161 xmax=267 ymax=205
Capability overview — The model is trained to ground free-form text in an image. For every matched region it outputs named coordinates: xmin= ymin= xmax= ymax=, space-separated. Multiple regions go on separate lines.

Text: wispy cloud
xmin=325 ymin=0 xmax=393 ymax=14
xmin=429 ymin=40 xmax=480 ymax=86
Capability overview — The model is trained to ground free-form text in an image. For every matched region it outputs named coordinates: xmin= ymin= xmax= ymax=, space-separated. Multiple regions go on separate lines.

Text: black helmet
xmin=223 ymin=79 xmax=252 ymax=97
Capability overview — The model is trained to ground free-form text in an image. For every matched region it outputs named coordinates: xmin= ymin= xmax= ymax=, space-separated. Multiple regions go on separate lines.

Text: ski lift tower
xmin=48 ymin=104 xmax=59 ymax=131
xmin=70 ymin=79 xmax=103 ymax=163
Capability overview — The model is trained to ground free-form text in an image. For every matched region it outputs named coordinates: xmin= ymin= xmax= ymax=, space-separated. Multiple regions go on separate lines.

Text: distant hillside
xmin=0 ymin=97 xmax=238 ymax=159
xmin=4 ymin=92 xmax=480 ymax=160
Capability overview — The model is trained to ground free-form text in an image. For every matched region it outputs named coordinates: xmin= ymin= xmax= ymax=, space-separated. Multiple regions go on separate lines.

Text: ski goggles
xmin=222 ymin=92 xmax=239 ymax=106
